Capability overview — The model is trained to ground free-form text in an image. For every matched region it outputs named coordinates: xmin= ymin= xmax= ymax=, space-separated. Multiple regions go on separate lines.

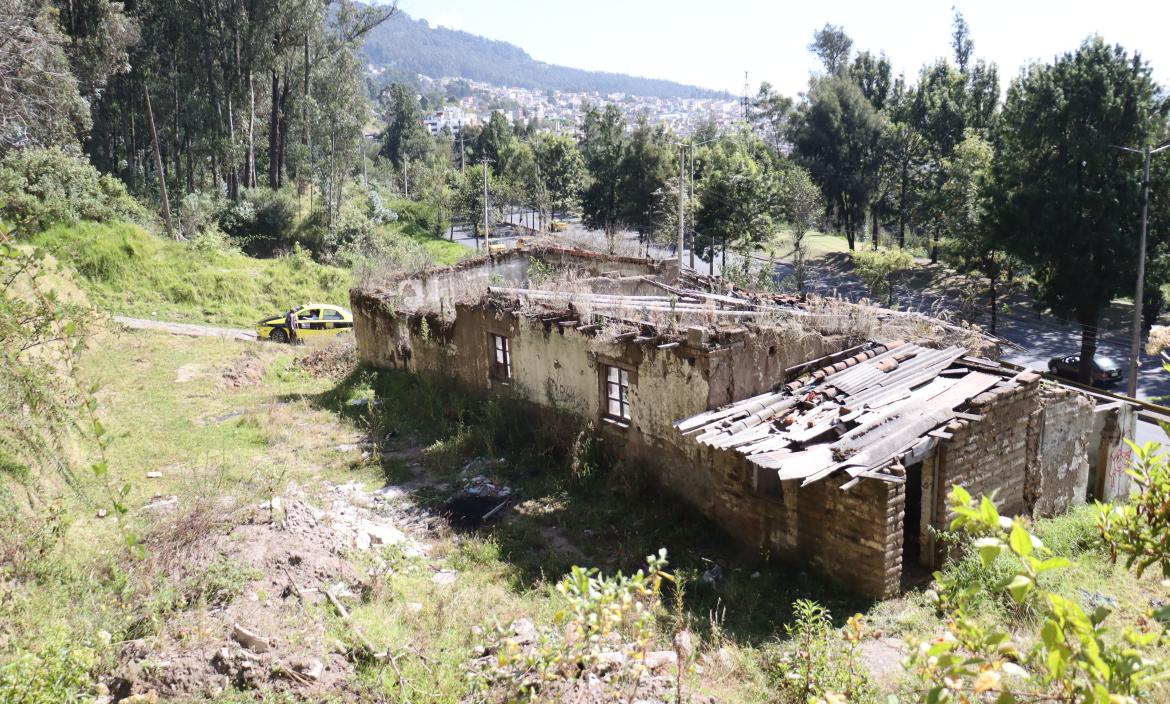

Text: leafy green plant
xmin=0 ymin=630 xmax=101 ymax=704
xmin=1099 ymin=440 xmax=1170 ymax=579
xmin=470 ymin=550 xmax=674 ymax=700
xmin=903 ymin=485 xmax=1170 ymax=703
xmin=766 ymin=600 xmax=876 ymax=704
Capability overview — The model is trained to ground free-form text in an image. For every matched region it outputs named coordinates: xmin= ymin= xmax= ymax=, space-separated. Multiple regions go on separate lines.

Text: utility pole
xmin=1113 ymin=140 xmax=1170 ymax=397
xmin=677 ymin=144 xmax=686 ymax=275
xmin=481 ymin=157 xmax=493 ymax=254
xmin=689 ymin=148 xmax=695 ymax=269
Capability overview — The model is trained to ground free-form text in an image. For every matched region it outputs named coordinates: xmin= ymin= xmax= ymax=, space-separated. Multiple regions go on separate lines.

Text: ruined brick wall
xmin=935 ymin=381 xmax=1040 ymax=523
xmin=1027 ymin=387 xmax=1094 ymax=517
xmin=689 ymin=445 xmax=903 ymax=598
xmin=933 ymin=379 xmax=1098 ymax=528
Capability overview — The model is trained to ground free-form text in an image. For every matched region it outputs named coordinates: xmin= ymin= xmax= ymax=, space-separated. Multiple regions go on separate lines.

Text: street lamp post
xmin=1113 ymin=140 xmax=1170 ymax=398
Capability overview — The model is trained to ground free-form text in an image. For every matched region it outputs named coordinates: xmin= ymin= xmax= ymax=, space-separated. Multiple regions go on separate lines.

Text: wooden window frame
xmin=602 ymin=364 xmax=631 ymax=423
xmin=489 ymin=333 xmax=512 ymax=382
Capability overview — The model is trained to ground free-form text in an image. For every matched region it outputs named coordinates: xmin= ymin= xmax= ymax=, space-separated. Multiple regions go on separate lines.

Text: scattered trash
xmin=96 ymin=508 xmax=108 ymax=518
xmin=145 ymin=471 xmax=163 ymax=479
xmin=700 ymin=565 xmax=724 ymax=585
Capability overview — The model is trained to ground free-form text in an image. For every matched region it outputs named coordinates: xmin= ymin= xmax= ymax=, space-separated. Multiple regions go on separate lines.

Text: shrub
xmin=177 ymin=190 xmax=224 ymax=240
xmin=763 ymin=601 xmax=876 ymax=704
xmin=391 ymin=198 xmax=445 ymax=236
xmin=852 ymin=249 xmax=914 ymax=306
xmin=0 ymin=630 xmax=100 ymax=704
xmin=0 ymin=146 xmax=146 ymax=233
xmin=220 ymin=187 xmax=299 ymax=254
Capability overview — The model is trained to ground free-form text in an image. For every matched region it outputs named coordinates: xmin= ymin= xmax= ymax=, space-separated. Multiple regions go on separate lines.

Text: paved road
xmin=114 ymin=315 xmax=256 ymax=341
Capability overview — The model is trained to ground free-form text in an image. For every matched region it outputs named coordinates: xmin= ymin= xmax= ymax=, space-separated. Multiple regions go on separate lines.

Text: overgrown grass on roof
xmin=32 ymin=220 xmax=352 ymax=328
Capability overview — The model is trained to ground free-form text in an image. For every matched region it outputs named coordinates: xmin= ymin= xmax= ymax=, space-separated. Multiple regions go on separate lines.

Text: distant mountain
xmin=362 ymin=12 xmax=732 ymax=100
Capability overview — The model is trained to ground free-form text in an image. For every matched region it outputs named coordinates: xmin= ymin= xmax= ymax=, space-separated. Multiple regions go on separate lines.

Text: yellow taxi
xmin=257 ymin=303 xmax=353 ymax=343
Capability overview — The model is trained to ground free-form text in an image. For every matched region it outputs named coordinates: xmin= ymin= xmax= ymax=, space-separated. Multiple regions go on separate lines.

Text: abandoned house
xmin=351 ymin=244 xmax=1135 ymax=598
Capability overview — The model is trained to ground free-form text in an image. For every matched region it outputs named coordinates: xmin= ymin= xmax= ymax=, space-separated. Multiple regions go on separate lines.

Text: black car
xmin=1046 ymin=354 xmax=1122 ymax=386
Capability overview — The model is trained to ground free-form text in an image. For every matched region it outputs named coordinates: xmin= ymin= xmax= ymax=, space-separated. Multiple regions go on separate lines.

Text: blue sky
xmin=399 ymin=0 xmax=1170 ymax=96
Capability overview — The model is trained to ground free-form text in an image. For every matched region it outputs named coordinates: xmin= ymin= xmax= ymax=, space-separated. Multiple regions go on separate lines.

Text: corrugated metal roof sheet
xmin=673 ymin=342 xmax=1015 ymax=489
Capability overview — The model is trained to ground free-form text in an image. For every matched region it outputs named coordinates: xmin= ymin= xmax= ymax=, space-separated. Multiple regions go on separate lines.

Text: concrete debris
xmin=141 ymin=495 xmax=179 ymax=512
xmin=231 ymin=623 xmax=271 ymax=654
xmin=432 ymin=569 xmax=457 ymax=585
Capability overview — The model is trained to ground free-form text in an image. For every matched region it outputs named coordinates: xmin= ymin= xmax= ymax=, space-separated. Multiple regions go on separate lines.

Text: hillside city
xmin=365 ymin=67 xmax=745 ymax=136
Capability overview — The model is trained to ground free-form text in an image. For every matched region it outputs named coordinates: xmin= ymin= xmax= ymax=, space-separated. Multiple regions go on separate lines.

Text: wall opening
xmin=902 ymin=461 xmax=929 ymax=587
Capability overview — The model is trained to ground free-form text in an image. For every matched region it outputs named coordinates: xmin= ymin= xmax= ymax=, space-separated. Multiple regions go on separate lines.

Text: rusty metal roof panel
xmin=673 ymin=342 xmax=1017 ymax=489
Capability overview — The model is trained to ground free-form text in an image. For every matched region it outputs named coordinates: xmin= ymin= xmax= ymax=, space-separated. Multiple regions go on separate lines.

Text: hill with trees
xmin=361 ymin=10 xmax=731 ymax=99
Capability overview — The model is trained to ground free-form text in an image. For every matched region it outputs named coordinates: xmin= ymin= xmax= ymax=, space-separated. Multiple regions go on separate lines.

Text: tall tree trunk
xmin=247 ymin=71 xmax=256 ymax=189
xmin=898 ymin=156 xmax=908 ymax=248
xmin=871 ymin=205 xmax=879 ymax=251
xmin=931 ymin=222 xmax=940 ymax=264
xmin=128 ymin=82 xmax=138 ymax=194
xmin=276 ymin=73 xmax=291 ymax=188
xmin=1077 ymin=315 xmax=1098 ymax=385
xmin=268 ymin=70 xmax=281 ymax=189
xmin=988 ymin=273 xmax=997 ymax=334
xmin=227 ymin=91 xmax=239 ymax=199
xmin=145 ymin=87 xmax=174 ymax=238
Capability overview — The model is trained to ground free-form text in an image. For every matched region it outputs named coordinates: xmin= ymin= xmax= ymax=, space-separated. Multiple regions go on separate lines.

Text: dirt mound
xmin=109 ymin=482 xmax=434 ymax=701
xmin=219 ymin=352 xmax=268 ymax=389
xmin=295 ymin=337 xmax=356 ymax=379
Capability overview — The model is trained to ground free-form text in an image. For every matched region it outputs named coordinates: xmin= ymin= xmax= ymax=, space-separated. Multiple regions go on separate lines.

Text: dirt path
xmin=114 ymin=315 xmax=256 ymax=341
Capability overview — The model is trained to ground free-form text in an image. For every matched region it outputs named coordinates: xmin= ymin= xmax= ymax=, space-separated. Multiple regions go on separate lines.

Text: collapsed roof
xmin=675 ymin=341 xmax=1039 ymax=489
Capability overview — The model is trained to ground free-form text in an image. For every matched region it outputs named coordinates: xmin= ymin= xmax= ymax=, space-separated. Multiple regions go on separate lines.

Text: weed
xmin=183 ymin=557 xmax=260 ymax=608
xmin=763 ymin=600 xmax=878 ymax=703
xmin=0 ymin=630 xmax=102 ymax=704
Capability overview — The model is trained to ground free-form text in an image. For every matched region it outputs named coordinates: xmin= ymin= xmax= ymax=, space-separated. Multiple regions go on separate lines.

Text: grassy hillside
xmin=32 ymin=221 xmax=352 ymax=328
xmin=393 ymin=219 xmax=467 ymax=265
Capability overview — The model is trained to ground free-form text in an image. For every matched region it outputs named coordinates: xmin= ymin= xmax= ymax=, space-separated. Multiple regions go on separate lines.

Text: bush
xmin=177 ymin=190 xmax=224 ymax=240
xmin=220 ymin=187 xmax=299 ymax=255
xmin=0 ymin=630 xmax=100 ymax=704
xmin=0 ymin=146 xmax=146 ymax=233
xmin=851 ymin=249 xmax=914 ymax=306
xmin=390 ymin=198 xmax=446 ymax=236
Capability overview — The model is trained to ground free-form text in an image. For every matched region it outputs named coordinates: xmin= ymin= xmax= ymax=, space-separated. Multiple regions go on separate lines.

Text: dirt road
xmin=114 ymin=315 xmax=256 ymax=341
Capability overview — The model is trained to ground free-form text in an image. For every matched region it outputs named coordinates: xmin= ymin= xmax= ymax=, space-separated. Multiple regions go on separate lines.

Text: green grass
xmin=393 ymin=220 xmax=468 ymax=266
xmin=32 ymin=220 xmax=352 ymax=327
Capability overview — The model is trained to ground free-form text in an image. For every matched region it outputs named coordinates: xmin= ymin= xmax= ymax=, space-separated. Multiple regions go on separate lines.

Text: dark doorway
xmin=901 ymin=461 xmax=929 ymax=587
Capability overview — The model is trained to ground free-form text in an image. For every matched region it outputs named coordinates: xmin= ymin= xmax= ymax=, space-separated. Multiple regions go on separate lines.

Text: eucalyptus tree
xmin=533 ymin=133 xmax=585 ymax=219
xmin=579 ymin=103 xmax=626 ymax=249
xmin=789 ymin=76 xmax=884 ymax=250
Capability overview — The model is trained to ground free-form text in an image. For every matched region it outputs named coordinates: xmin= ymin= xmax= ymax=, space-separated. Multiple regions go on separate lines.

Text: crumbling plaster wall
xmin=1027 ymin=387 xmax=1095 ymax=517
xmin=931 ymin=379 xmax=1102 ymax=533
xmin=705 ymin=328 xmax=852 ymax=408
